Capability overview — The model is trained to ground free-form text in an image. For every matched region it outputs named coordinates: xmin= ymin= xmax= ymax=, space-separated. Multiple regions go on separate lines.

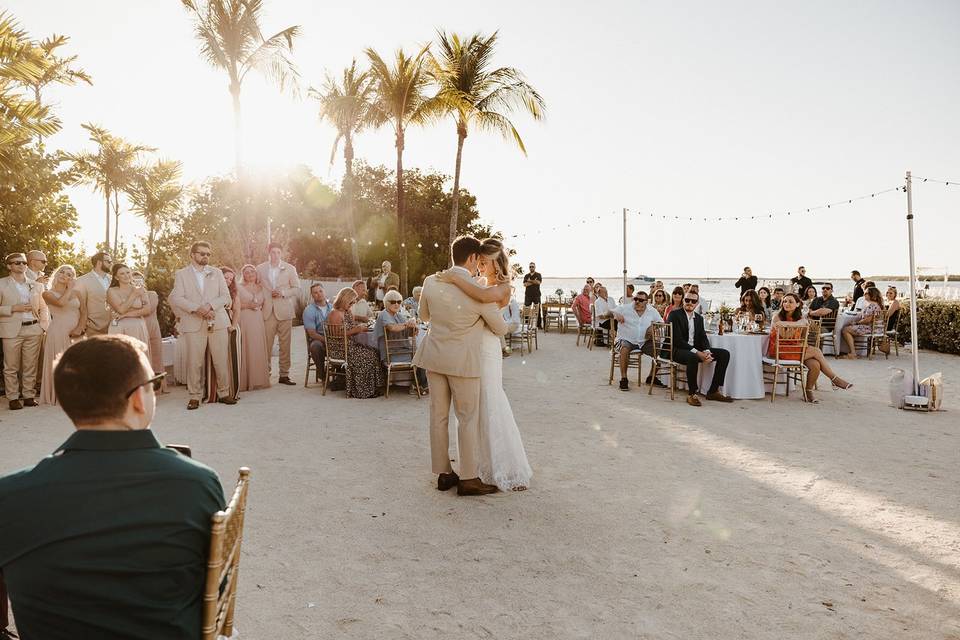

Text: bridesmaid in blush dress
xmin=235 ymin=264 xmax=270 ymax=391
xmin=39 ymin=265 xmax=86 ymax=405
xmin=135 ymin=271 xmax=167 ymax=393
xmin=106 ymin=264 xmax=151 ymax=346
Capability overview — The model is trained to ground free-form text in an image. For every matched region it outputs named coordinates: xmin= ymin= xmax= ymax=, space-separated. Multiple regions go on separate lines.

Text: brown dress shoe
xmin=23 ymin=398 xmax=38 ymax=407
xmin=457 ymin=478 xmax=499 ymax=496
xmin=9 ymin=399 xmax=23 ymax=410
xmin=437 ymin=471 xmax=459 ymax=491
xmin=686 ymin=394 xmax=702 ymax=407
xmin=278 ymin=376 xmax=296 ymax=386
xmin=219 ymin=396 xmax=238 ymax=405
xmin=187 ymin=399 xmax=200 ymax=410
xmin=705 ymin=391 xmax=734 ymax=403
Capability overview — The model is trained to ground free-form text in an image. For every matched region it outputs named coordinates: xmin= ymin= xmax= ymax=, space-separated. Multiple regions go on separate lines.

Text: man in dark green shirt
xmin=0 ymin=335 xmax=226 ymax=639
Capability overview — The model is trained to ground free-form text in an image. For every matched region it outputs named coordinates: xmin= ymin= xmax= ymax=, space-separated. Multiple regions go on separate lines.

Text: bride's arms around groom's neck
xmin=438 ymin=270 xmax=510 ymax=306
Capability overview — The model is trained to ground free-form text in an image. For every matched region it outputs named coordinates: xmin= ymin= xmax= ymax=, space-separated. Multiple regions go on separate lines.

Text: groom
xmin=413 ymin=236 xmax=509 ymax=496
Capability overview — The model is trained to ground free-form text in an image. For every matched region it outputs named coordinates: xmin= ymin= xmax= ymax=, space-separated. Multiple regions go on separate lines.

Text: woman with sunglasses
xmin=375 ymin=289 xmax=428 ymax=393
xmin=652 ymin=288 xmax=669 ymax=317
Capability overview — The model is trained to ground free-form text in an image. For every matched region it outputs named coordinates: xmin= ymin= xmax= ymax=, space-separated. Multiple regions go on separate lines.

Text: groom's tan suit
xmin=413 ymin=268 xmax=508 ymax=479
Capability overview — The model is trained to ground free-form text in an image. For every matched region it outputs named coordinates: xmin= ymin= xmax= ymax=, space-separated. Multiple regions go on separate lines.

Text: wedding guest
xmin=106 ymin=264 xmax=151 ymax=350
xmin=256 ymin=243 xmax=299 ymax=386
xmin=665 ymin=290 xmax=733 ymax=406
xmin=652 ymin=288 xmax=669 ymax=317
xmin=135 ymin=271 xmax=166 ymax=394
xmin=0 ymin=334 xmax=226 ymax=639
xmin=302 ymin=282 xmax=333 ymax=380
xmin=611 ymin=290 xmax=662 ymax=391
xmin=376 ymin=290 xmax=428 ymax=391
xmin=235 ymin=265 xmax=270 ymax=392
xmin=663 ymin=286 xmax=684 ymax=319
xmin=808 ymin=282 xmax=839 ymax=318
xmin=791 ymin=265 xmax=812 ymax=294
xmin=802 ymin=285 xmax=818 ymax=307
xmin=593 ymin=285 xmax=616 ymax=346
xmin=365 ymin=272 xmax=378 ymax=304
xmin=771 ymin=287 xmax=785 ymax=311
xmin=325 ymin=287 xmax=384 ymax=398
xmin=735 ymin=266 xmax=758 ymax=296
xmin=851 ymin=270 xmax=865 ymax=303
xmin=757 ymin=286 xmax=773 ymax=317
xmin=687 ymin=284 xmax=709 ymax=314
xmin=522 ymin=262 xmax=542 ymax=328
xmin=853 ymin=281 xmax=876 ymax=311
xmin=351 ymin=279 xmax=372 ymax=322
xmin=209 ymin=266 xmax=241 ymax=402
xmin=377 ymin=260 xmax=400 ymax=303
xmin=25 ymin=250 xmax=50 ymax=333
xmin=769 ymin=293 xmax=852 ymax=402
xmin=885 ymin=286 xmax=901 ymax=332
xmin=737 ymin=289 xmax=766 ymax=323
xmin=403 ymin=286 xmax=422 ymax=318
xmin=1 ymin=253 xmax=43 ymax=409
xmin=76 ymin=251 xmax=113 ymax=336
xmin=502 ymin=296 xmax=521 ymax=334
xmin=653 ymin=280 xmax=664 ymax=292
xmin=571 ymin=284 xmax=592 ymax=325
xmin=840 ymin=286 xmax=884 ymax=359
xmin=169 ymin=241 xmax=236 ymax=409
xmin=618 ymin=284 xmax=635 ymax=304
xmin=39 ymin=265 xmax=86 ymax=405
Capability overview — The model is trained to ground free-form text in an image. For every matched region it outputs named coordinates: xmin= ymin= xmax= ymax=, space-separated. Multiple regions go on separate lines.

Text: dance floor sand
xmin=2 ymin=328 xmax=958 ymax=639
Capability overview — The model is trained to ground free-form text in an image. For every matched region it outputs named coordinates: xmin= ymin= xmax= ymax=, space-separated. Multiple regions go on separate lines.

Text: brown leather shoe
xmin=437 ymin=471 xmax=459 ymax=491
xmin=705 ymin=391 xmax=734 ymax=403
xmin=686 ymin=394 xmax=702 ymax=407
xmin=278 ymin=376 xmax=296 ymax=386
xmin=23 ymin=398 xmax=38 ymax=407
xmin=457 ymin=478 xmax=498 ymax=496
xmin=219 ymin=396 xmax=238 ymax=405
xmin=187 ymin=399 xmax=200 ymax=410
xmin=9 ymin=399 xmax=23 ymax=410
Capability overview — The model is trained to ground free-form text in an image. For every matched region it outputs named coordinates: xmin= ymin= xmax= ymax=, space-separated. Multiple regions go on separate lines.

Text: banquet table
xmin=693 ymin=332 xmax=784 ymax=400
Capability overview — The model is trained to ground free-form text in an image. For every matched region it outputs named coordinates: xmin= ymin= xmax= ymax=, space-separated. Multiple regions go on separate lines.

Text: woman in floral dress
xmin=326 ymin=287 xmax=385 ymax=399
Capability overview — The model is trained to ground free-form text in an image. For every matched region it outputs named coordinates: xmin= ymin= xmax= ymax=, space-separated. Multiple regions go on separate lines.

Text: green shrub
xmin=896 ymin=300 xmax=960 ymax=355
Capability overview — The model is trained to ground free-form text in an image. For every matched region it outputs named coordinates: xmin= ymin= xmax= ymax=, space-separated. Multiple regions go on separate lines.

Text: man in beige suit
xmin=256 ymin=242 xmax=300 ymax=385
xmin=76 ymin=251 xmax=114 ymax=336
xmin=413 ymin=236 xmax=508 ymax=496
xmin=1 ymin=253 xmax=44 ymax=409
xmin=25 ymin=250 xmax=50 ymax=331
xmin=169 ymin=241 xmax=236 ymax=410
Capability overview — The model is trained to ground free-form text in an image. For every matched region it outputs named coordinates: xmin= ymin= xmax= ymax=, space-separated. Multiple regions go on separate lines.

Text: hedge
xmin=896 ymin=300 xmax=960 ymax=355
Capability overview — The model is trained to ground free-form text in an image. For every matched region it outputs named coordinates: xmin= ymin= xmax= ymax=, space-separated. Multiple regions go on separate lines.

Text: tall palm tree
xmin=28 ymin=34 xmax=92 ymax=140
xmin=429 ymin=30 xmax=545 ymax=250
xmin=309 ymin=59 xmax=373 ymax=279
xmin=180 ymin=0 xmax=300 ymax=176
xmin=62 ymin=123 xmax=153 ymax=248
xmin=365 ymin=44 xmax=437 ymax=293
xmin=127 ymin=159 xmax=183 ymax=279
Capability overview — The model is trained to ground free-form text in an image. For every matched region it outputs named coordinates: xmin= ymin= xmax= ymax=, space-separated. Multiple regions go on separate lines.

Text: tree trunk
xmin=230 ymin=82 xmax=242 ymax=178
xmin=395 ymin=128 xmax=408 ymax=295
xmin=113 ymin=191 xmax=120 ymax=254
xmin=145 ymin=216 xmax=156 ymax=280
xmin=344 ymin=136 xmax=362 ymax=279
xmin=104 ymin=186 xmax=111 ymax=248
xmin=448 ymin=123 xmax=467 ymax=265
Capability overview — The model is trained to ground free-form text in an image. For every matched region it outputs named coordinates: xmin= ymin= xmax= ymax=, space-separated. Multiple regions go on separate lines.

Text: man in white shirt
xmin=0 ymin=253 xmax=43 ymax=409
xmin=593 ymin=286 xmax=615 ymax=347
xmin=611 ymin=290 xmax=662 ymax=391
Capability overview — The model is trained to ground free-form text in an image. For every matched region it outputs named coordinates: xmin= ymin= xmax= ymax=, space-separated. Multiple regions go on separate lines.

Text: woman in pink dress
xmin=39 ymin=265 xmax=86 ymax=405
xmin=135 ymin=271 xmax=167 ymax=393
xmin=106 ymin=263 xmax=151 ymax=346
xmin=235 ymin=264 xmax=270 ymax=391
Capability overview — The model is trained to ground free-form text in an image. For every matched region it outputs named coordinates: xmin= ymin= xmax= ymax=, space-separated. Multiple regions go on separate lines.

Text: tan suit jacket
xmin=168 ymin=265 xmax=232 ymax=333
xmin=413 ymin=270 xmax=509 ymax=378
xmin=0 ymin=276 xmax=41 ymax=339
xmin=256 ymin=261 xmax=300 ymax=322
xmin=25 ymin=268 xmax=50 ymax=331
xmin=76 ymin=271 xmax=112 ymax=333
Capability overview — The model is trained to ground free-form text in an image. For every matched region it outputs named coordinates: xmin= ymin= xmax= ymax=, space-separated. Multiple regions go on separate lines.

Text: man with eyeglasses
xmin=808 ymin=283 xmax=839 ymax=318
xmin=665 ymin=291 xmax=733 ymax=406
xmin=0 ymin=335 xmax=226 ymax=638
xmin=170 ymin=241 xmax=236 ymax=410
xmin=1 ymin=253 xmax=44 ymax=409
xmin=76 ymin=251 xmax=114 ymax=337
xmin=611 ymin=291 xmax=662 ymax=391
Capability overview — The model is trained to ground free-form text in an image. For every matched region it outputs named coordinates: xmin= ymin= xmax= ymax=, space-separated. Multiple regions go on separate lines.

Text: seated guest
xmin=326 ymin=287 xmax=384 ymax=398
xmin=571 ymin=284 xmax=592 ymax=325
xmin=802 ymin=285 xmax=818 ymax=307
xmin=618 ymin=283 xmax=635 ymax=304
xmin=885 ymin=286 xmax=901 ymax=332
xmin=665 ymin=291 xmax=733 ymax=406
xmin=611 ymin=290 xmax=662 ymax=391
xmin=769 ymin=293 xmax=852 ymax=402
xmin=663 ymin=286 xmax=684 ymax=319
xmin=757 ymin=286 xmax=773 ymax=319
xmin=652 ymin=288 xmax=669 ymax=317
xmin=593 ymin=285 xmax=616 ymax=346
xmin=808 ymin=282 xmax=839 ymax=319
xmin=853 ymin=281 xmax=876 ymax=311
xmin=375 ymin=290 xmax=428 ymax=392
xmin=0 ymin=335 xmax=225 ymax=638
xmin=302 ymin=282 xmax=333 ymax=380
xmin=351 ymin=279 xmax=372 ymax=321
xmin=404 ymin=286 xmax=422 ymax=318
xmin=737 ymin=289 xmax=766 ymax=324
xmin=841 ymin=286 xmax=884 ymax=359
xmin=687 ymin=284 xmax=709 ymax=314
xmin=771 ymin=287 xmax=784 ymax=311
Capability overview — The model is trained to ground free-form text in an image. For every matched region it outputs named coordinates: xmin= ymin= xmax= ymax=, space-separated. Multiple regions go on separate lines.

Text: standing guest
xmin=106 ymin=264 xmax=151 ymax=349
xmin=365 ymin=271 xmax=379 ymax=304
xmin=665 ymin=290 xmax=733 ymax=406
xmin=808 ymin=282 xmax=839 ymax=318
xmin=76 ymin=251 xmax=113 ymax=336
xmin=351 ymin=279 xmax=372 ymax=322
xmin=375 ymin=289 xmax=428 ymax=391
xmin=235 ymin=265 xmax=270 ymax=392
xmin=256 ymin=243 xmax=299 ymax=386
xmin=737 ymin=290 xmax=766 ymax=323
xmin=135 ymin=271 xmax=166 ymax=394
xmin=377 ymin=260 xmax=400 ymax=303
xmin=25 ymin=250 xmax=50 ymax=333
xmin=652 ymin=288 xmax=669 ymax=317
xmin=593 ymin=285 xmax=616 ymax=346
xmin=771 ymin=286 xmax=785 ymax=311
xmin=611 ymin=290 xmax=662 ymax=391
xmin=735 ymin=267 xmax=758 ymax=297
xmin=326 ymin=287 xmax=384 ymax=399
xmin=169 ymin=241 xmax=236 ymax=409
xmin=207 ymin=266 xmax=241 ymax=402
xmin=618 ymin=283 xmax=636 ymax=304
xmin=0 ymin=335 xmax=226 ymax=639
xmin=851 ymin=270 xmax=865 ymax=303
xmin=404 ymin=285 xmax=423 ymax=318
xmin=585 ymin=277 xmax=596 ymax=292
xmin=522 ymin=262 xmax=542 ymax=328
xmin=663 ymin=286 xmax=684 ymax=319
xmin=39 ymin=265 xmax=86 ymax=405
xmin=1 ymin=254 xmax=43 ymax=409
xmin=757 ymin=286 xmax=773 ymax=317
xmin=791 ymin=265 xmax=812 ymax=294
xmin=840 ymin=286 xmax=885 ymax=359
xmin=571 ymin=284 xmax=592 ymax=325
xmin=302 ymin=282 xmax=333 ymax=381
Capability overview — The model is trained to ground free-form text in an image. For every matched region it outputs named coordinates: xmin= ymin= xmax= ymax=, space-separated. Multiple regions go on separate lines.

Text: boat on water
xmin=699 ymin=278 xmax=721 ymax=284
xmin=632 ymin=274 xmax=655 ymax=285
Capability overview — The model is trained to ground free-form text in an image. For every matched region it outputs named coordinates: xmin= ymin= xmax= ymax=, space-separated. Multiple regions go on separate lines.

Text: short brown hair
xmin=190 ymin=241 xmax=211 ymax=254
xmin=54 ymin=335 xmax=149 ymax=425
xmin=267 ymin=242 xmax=283 ymax=252
xmin=451 ymin=236 xmax=481 ymax=265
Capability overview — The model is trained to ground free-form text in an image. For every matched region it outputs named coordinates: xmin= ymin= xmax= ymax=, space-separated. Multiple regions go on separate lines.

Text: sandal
xmin=803 ymin=388 xmax=819 ymax=404
xmin=831 ymin=376 xmax=853 ymax=390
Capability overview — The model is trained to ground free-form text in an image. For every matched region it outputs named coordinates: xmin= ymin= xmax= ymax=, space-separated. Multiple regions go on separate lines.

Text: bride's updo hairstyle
xmin=479 ymin=238 xmax=511 ymax=284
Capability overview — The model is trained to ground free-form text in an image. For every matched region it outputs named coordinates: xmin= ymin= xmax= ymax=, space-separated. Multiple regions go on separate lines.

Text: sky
xmin=9 ymin=0 xmax=960 ymax=278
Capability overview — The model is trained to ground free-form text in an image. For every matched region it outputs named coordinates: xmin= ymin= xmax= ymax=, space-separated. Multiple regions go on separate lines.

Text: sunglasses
xmin=683 ymin=298 xmax=698 ymax=303
xmin=124 ymin=372 xmax=166 ymax=398
xmin=387 ymin=300 xmax=401 ymax=305
xmin=7 ymin=261 xmax=27 ymax=266
xmin=633 ymin=297 xmax=647 ymax=303
xmin=823 ymin=287 xmax=832 ymax=291
xmin=195 ymin=251 xmax=212 ymax=257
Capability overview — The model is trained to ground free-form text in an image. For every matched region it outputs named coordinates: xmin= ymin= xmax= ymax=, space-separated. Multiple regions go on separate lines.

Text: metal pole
xmin=266 ymin=218 xmax=272 ymax=246
xmin=622 ymin=208 xmax=628 ymax=302
xmin=905 ymin=171 xmax=921 ymax=395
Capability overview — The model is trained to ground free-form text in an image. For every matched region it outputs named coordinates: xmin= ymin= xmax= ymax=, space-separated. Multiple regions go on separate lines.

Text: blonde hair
xmin=50 ymin=264 xmax=75 ymax=287
xmin=333 ymin=287 xmax=358 ymax=310
xmin=479 ymin=238 xmax=510 ymax=284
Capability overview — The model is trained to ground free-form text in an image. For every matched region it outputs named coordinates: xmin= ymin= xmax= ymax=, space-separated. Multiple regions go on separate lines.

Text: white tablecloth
xmin=161 ymin=337 xmax=176 ymax=367
xmin=695 ymin=333 xmax=770 ymax=400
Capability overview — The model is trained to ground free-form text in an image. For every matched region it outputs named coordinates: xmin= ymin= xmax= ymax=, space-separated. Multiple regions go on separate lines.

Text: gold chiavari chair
xmin=885 ymin=308 xmax=901 ymax=357
xmin=304 ymin=332 xmax=320 ymax=388
xmin=202 ymin=467 xmax=251 ymax=640
xmin=607 ymin=324 xmax=643 ymax=386
xmin=762 ymin=324 xmax=809 ymax=403
xmin=647 ymin=322 xmax=687 ymax=400
xmin=519 ymin=303 xmax=539 ymax=353
xmin=542 ymin=302 xmax=563 ymax=333
xmin=853 ymin=312 xmax=888 ymax=359
xmin=321 ymin=323 xmax=348 ymax=396
xmin=575 ymin=305 xmax=593 ymax=347
xmin=817 ymin=309 xmax=838 ymax=354
xmin=384 ymin=325 xmax=422 ymax=398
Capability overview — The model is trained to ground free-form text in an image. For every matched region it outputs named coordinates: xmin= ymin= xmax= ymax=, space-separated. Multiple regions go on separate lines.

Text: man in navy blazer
xmin=665 ymin=290 xmax=734 ymax=406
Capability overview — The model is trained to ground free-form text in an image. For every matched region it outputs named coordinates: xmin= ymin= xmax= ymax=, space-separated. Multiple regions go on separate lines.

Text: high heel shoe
xmin=803 ymin=387 xmax=819 ymax=404
xmin=831 ymin=375 xmax=853 ymax=390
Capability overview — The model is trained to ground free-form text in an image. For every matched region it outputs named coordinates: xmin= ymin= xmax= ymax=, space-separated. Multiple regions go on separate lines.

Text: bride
xmin=438 ymin=238 xmax=533 ymax=492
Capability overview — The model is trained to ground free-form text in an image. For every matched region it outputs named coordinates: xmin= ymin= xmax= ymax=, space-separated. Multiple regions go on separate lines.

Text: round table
xmin=698 ymin=332 xmax=771 ymax=400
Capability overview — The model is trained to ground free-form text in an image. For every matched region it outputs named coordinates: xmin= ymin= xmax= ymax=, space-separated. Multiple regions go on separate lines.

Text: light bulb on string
xmin=367 ymin=241 xmax=372 ymax=245
xmin=433 ymin=242 xmax=439 ymax=248
xmin=384 ymin=242 xmax=389 ymax=247
xmin=327 ymin=235 xmax=331 ymax=239
xmin=417 ymin=243 xmax=422 ymax=248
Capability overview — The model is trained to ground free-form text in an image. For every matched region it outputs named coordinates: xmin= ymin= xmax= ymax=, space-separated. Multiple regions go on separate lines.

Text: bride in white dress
xmin=438 ymin=238 xmax=533 ymax=491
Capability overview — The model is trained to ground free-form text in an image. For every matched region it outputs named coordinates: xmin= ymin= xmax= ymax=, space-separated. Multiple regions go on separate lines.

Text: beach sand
xmin=2 ymin=328 xmax=958 ymax=639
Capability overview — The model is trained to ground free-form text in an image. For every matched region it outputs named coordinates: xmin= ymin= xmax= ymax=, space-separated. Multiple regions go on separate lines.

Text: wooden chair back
xmin=651 ymin=321 xmax=673 ymax=362
xmin=805 ymin=319 xmax=822 ymax=349
xmin=383 ymin=325 xmax=417 ymax=365
xmin=323 ymin=323 xmax=347 ymax=362
xmin=771 ymin=324 xmax=808 ymax=363
xmin=202 ymin=467 xmax=251 ymax=640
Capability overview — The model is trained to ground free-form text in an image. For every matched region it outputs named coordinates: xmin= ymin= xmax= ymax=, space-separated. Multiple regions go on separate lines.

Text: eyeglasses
xmin=195 ymin=251 xmax=212 ymax=257
xmin=683 ymin=298 xmax=698 ymax=303
xmin=633 ymin=297 xmax=647 ymax=303
xmin=7 ymin=261 xmax=27 ymax=266
xmin=124 ymin=372 xmax=166 ymax=398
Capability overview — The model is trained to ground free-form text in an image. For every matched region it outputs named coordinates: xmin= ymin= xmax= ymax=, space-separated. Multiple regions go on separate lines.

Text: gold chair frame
xmin=304 ymin=332 xmax=321 ymax=388
xmin=853 ymin=313 xmax=887 ymax=359
xmin=202 ymin=467 xmax=251 ymax=640
xmin=647 ymin=322 xmax=687 ymax=400
xmin=519 ymin=304 xmax=539 ymax=353
xmin=817 ymin=309 xmax=838 ymax=354
xmin=607 ymin=324 xmax=643 ymax=386
xmin=383 ymin=326 xmax=422 ymax=398
xmin=885 ymin=308 xmax=901 ymax=357
xmin=762 ymin=325 xmax=809 ymax=403
xmin=321 ymin=323 xmax=348 ymax=396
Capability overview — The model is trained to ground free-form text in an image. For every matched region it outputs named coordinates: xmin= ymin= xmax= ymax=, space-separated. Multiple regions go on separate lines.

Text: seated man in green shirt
xmin=0 ymin=335 xmax=226 ymax=639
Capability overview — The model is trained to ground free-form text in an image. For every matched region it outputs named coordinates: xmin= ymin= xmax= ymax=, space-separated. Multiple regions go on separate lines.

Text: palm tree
xmin=429 ymin=30 xmax=545 ymax=250
xmin=63 ymin=123 xmax=153 ymax=248
xmin=127 ymin=159 xmax=183 ymax=279
xmin=180 ymin=0 xmax=300 ymax=176
xmin=365 ymin=44 xmax=437 ymax=293
xmin=309 ymin=59 xmax=373 ymax=279
xmin=28 ymin=34 xmax=92 ymax=141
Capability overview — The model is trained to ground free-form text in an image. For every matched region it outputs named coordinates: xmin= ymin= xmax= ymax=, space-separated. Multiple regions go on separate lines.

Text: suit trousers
xmin=672 ymin=347 xmax=730 ymax=395
xmin=263 ymin=316 xmax=292 ymax=377
xmin=426 ymin=370 xmax=481 ymax=479
xmin=186 ymin=328 xmax=230 ymax=401
xmin=3 ymin=323 xmax=43 ymax=400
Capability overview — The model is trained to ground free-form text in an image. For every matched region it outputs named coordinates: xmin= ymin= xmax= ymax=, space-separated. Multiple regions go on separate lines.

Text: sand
xmin=2 ymin=327 xmax=958 ymax=639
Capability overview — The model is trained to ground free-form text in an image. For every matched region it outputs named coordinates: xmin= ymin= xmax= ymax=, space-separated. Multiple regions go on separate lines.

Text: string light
xmin=914 ymin=176 xmax=957 ymax=187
